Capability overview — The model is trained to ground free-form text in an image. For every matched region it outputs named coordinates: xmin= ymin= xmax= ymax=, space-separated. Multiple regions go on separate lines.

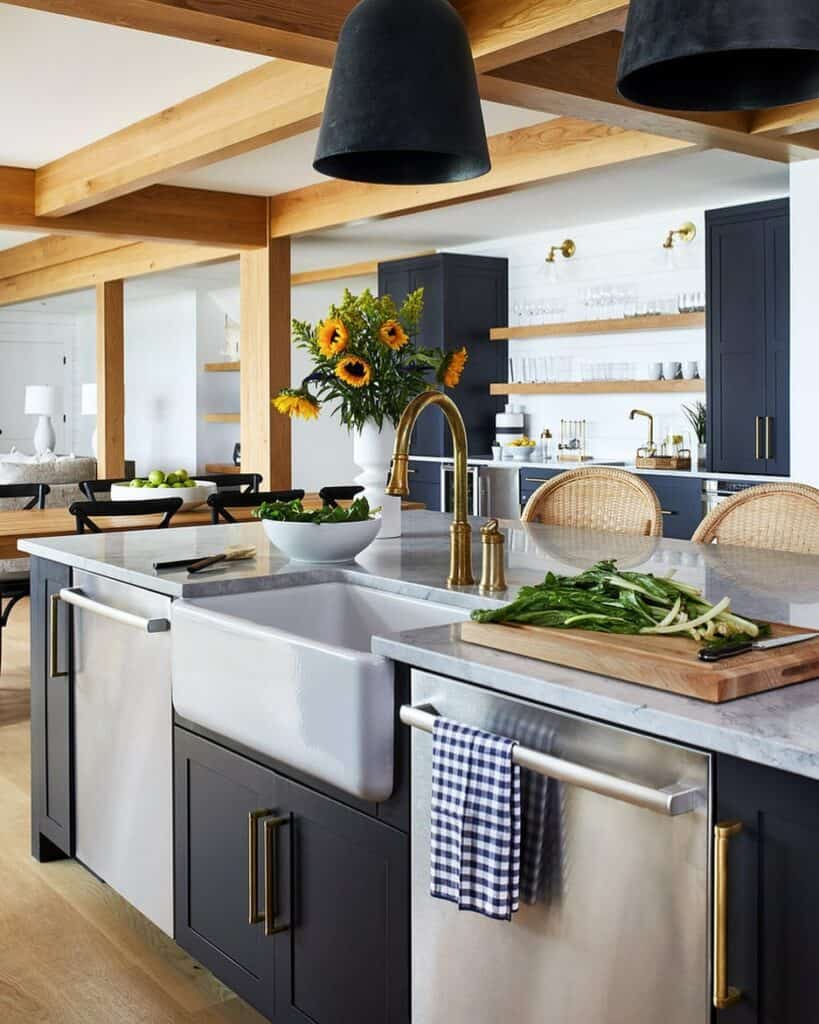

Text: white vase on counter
xmin=352 ymin=420 xmax=402 ymax=539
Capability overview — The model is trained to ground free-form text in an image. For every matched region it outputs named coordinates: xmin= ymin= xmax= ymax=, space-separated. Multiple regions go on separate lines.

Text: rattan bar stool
xmin=521 ymin=467 xmax=663 ymax=537
xmin=692 ymin=482 xmax=819 ymax=554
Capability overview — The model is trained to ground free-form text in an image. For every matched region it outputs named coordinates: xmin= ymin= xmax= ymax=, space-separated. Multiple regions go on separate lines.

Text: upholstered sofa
xmin=0 ymin=453 xmax=98 ymax=574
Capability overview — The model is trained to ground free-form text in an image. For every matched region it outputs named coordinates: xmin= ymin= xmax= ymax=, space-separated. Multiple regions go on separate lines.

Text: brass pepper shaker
xmin=479 ymin=519 xmax=507 ymax=594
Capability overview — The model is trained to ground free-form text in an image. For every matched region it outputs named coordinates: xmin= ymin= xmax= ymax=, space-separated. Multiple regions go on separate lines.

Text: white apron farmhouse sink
xmin=171 ymin=582 xmax=468 ymax=801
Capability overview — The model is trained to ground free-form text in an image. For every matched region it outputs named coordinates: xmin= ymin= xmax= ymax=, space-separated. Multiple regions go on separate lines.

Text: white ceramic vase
xmin=352 ymin=420 xmax=402 ymax=539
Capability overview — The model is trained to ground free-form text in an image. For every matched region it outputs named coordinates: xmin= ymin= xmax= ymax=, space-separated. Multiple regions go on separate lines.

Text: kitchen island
xmin=20 ymin=511 xmax=819 ymax=1023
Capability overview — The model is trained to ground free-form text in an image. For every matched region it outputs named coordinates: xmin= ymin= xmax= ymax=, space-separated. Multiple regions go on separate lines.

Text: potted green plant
xmin=682 ymin=400 xmax=707 ymax=470
xmin=273 ymin=288 xmax=466 ymax=537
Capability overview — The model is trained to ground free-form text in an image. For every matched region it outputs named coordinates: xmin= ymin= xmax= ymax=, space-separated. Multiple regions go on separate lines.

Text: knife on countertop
xmin=699 ymin=633 xmax=819 ymax=662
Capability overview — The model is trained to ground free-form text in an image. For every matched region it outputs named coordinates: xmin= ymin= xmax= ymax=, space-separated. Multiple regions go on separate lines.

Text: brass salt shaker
xmin=479 ymin=519 xmax=506 ymax=594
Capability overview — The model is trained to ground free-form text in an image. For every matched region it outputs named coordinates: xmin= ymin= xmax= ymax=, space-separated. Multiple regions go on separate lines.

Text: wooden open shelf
xmin=491 ymin=379 xmax=705 ymax=396
xmin=204 ymin=413 xmax=240 ymax=423
xmin=204 ymin=361 xmax=240 ymax=372
xmin=204 ymin=463 xmax=240 ymax=474
xmin=490 ymin=312 xmax=705 ymax=341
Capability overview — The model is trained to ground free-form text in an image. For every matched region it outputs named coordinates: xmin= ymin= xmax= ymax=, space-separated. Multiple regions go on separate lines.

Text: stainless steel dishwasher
xmin=406 ymin=670 xmax=711 ymax=1024
xmin=63 ymin=570 xmax=174 ymax=936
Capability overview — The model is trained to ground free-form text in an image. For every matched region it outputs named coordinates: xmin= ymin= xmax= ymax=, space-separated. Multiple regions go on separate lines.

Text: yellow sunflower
xmin=438 ymin=347 xmax=468 ymax=388
xmin=317 ymin=318 xmax=349 ymax=358
xmin=272 ymin=389 xmax=320 ymax=420
xmin=335 ymin=355 xmax=373 ymax=388
xmin=378 ymin=319 xmax=409 ymax=351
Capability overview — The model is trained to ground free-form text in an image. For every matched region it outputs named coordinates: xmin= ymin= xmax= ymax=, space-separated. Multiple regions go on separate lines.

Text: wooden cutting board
xmin=459 ymin=620 xmax=819 ymax=703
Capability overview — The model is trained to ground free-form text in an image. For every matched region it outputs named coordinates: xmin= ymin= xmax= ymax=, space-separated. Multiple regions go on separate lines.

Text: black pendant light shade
xmin=617 ymin=0 xmax=819 ymax=110
xmin=313 ymin=0 xmax=490 ymax=185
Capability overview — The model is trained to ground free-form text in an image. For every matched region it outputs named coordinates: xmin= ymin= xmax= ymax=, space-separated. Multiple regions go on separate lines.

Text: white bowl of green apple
xmin=110 ymin=469 xmax=217 ymax=510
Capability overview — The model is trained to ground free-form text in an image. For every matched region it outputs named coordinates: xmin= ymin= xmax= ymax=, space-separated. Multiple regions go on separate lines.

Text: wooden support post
xmin=240 ymin=230 xmax=291 ymax=489
xmin=95 ymin=280 xmax=125 ymax=478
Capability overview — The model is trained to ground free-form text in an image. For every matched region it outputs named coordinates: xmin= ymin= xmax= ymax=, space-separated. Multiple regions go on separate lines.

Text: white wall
xmin=0 ymin=308 xmax=74 ymax=454
xmin=73 ymin=288 xmax=200 ymax=474
xmin=451 ymin=195 xmax=785 ymax=461
xmin=788 ymin=160 xmax=819 ymax=487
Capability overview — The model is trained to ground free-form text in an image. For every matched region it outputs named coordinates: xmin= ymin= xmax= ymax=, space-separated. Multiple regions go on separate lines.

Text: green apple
xmin=165 ymin=472 xmax=180 ymax=486
xmin=175 ymin=469 xmax=189 ymax=482
xmin=147 ymin=469 xmax=165 ymax=486
xmin=184 ymin=479 xmax=196 ymax=488
xmin=129 ymin=478 xmax=145 ymax=488
xmin=172 ymin=481 xmax=185 ymax=488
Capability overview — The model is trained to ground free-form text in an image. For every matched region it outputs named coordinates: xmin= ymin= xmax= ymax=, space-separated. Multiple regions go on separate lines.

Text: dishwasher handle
xmin=58 ymin=587 xmax=170 ymax=634
xmin=400 ymin=704 xmax=702 ymax=817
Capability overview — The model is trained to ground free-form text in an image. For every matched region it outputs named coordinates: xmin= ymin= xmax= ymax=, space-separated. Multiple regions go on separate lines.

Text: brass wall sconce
xmin=663 ymin=222 xmax=697 ymax=250
xmin=545 ymin=239 xmax=576 ymax=263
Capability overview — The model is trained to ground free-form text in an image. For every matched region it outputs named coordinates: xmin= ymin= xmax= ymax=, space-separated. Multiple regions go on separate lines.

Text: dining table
xmin=0 ymin=495 xmax=426 ymax=561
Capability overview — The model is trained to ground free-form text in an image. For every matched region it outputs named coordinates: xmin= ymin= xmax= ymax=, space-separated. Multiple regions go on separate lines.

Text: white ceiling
xmin=168 ymin=104 xmax=552 ymax=196
xmin=0 ymin=6 xmax=267 ymax=166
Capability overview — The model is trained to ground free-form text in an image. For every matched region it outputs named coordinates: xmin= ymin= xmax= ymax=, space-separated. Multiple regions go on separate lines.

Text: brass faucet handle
xmin=386 ymin=452 xmax=410 ymax=497
xmin=479 ymin=519 xmax=506 ymax=594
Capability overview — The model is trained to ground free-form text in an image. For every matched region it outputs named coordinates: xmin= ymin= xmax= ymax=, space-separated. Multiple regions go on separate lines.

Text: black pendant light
xmin=617 ymin=0 xmax=819 ymax=111
xmin=313 ymin=0 xmax=490 ymax=185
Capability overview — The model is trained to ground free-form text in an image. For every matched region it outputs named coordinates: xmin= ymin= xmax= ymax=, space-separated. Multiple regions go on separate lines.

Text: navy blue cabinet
xmin=715 ymin=754 xmax=819 ymax=1021
xmin=707 ymin=199 xmax=790 ymax=476
xmin=174 ymin=728 xmax=409 ymax=1024
xmin=378 ymin=253 xmax=508 ymax=457
xmin=639 ymin=474 xmax=703 ymax=540
xmin=406 ymin=459 xmax=441 ymax=511
xmin=519 ymin=467 xmax=563 ymax=509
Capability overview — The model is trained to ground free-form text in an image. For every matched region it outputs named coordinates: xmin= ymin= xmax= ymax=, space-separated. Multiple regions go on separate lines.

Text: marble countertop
xmin=409 ymin=454 xmax=791 ymax=483
xmin=21 ymin=511 xmax=819 ymax=779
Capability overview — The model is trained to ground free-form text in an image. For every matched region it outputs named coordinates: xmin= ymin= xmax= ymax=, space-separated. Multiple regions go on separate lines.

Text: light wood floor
xmin=0 ymin=604 xmax=268 ymax=1023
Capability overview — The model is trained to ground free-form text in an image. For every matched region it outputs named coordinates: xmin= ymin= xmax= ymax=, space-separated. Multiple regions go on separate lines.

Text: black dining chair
xmin=195 ymin=473 xmax=262 ymax=494
xmin=319 ymin=485 xmax=365 ymax=508
xmin=208 ymin=489 xmax=305 ymax=524
xmin=68 ymin=497 xmax=183 ymax=534
xmin=79 ymin=477 xmax=129 ymax=500
xmin=0 ymin=483 xmax=50 ymax=676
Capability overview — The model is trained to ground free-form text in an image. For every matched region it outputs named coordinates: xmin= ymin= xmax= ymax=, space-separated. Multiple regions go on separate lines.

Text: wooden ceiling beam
xmin=0 ymin=239 xmax=236 ymax=307
xmin=482 ymin=33 xmax=818 ymax=162
xmin=0 ymin=167 xmax=268 ymax=247
xmin=7 ymin=0 xmax=626 ymax=70
xmin=34 ymin=59 xmax=329 ymax=217
xmin=268 ymin=117 xmax=692 ymax=238
xmin=749 ymin=100 xmax=819 ymax=139
xmin=3 ymin=1 xmax=343 ymax=65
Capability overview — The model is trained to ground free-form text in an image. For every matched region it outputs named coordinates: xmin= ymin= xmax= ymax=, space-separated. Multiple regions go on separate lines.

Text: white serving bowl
xmin=110 ymin=479 xmax=217 ymax=511
xmin=509 ymin=447 xmax=536 ymax=461
xmin=261 ymin=515 xmax=382 ymax=563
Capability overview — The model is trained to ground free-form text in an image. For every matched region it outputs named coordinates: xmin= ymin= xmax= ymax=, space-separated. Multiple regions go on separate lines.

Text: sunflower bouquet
xmin=273 ymin=288 xmax=467 ymax=431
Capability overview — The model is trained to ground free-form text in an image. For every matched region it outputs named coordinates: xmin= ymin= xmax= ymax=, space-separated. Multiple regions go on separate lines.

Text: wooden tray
xmin=635 ymin=454 xmax=692 ymax=471
xmin=460 ymin=620 xmax=819 ymax=703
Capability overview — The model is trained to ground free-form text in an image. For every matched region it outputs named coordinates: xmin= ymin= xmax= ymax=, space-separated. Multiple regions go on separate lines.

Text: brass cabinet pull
xmin=248 ymin=808 xmax=274 ymax=925
xmin=661 ymin=510 xmax=677 ymax=516
xmin=765 ymin=416 xmax=773 ymax=461
xmin=713 ymin=820 xmax=743 ymax=1009
xmin=49 ymin=593 xmax=68 ymax=679
xmin=264 ymin=815 xmax=290 ymax=936
xmin=755 ymin=416 xmax=763 ymax=460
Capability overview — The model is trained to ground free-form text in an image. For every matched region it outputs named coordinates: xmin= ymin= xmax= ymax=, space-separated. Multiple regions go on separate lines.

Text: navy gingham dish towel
xmin=430 ymin=717 xmax=521 ymax=920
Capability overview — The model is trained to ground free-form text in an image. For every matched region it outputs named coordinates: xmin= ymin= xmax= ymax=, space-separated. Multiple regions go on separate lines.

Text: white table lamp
xmin=24 ymin=384 xmax=57 ymax=455
xmin=81 ymin=382 xmax=98 ymax=457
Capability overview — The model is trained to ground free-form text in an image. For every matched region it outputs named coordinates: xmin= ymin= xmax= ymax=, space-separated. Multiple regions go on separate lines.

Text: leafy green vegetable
xmin=253 ymin=496 xmax=375 ymax=525
xmin=471 ymin=560 xmax=770 ymax=645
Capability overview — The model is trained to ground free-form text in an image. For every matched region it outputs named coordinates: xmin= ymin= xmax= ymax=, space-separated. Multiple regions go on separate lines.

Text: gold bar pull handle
xmin=49 ymin=592 xmax=68 ymax=679
xmin=248 ymin=808 xmax=274 ymax=925
xmin=765 ymin=416 xmax=773 ymax=461
xmin=713 ymin=820 xmax=743 ymax=1009
xmin=755 ymin=416 xmax=763 ymax=460
xmin=264 ymin=815 xmax=291 ymax=936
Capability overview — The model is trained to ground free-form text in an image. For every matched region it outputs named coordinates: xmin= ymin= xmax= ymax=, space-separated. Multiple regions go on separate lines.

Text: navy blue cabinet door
xmin=378 ymin=253 xmax=508 ymax=458
xmin=707 ymin=200 xmax=789 ymax=476
xmin=640 ymin=474 xmax=703 ymax=540
xmin=715 ymin=754 xmax=819 ymax=1021
xmin=30 ymin=556 xmax=73 ymax=862
xmin=175 ymin=729 xmax=410 ymax=1024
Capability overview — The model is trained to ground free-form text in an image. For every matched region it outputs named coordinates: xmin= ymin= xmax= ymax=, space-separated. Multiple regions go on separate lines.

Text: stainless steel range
xmin=407 ymin=670 xmax=711 ymax=1024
